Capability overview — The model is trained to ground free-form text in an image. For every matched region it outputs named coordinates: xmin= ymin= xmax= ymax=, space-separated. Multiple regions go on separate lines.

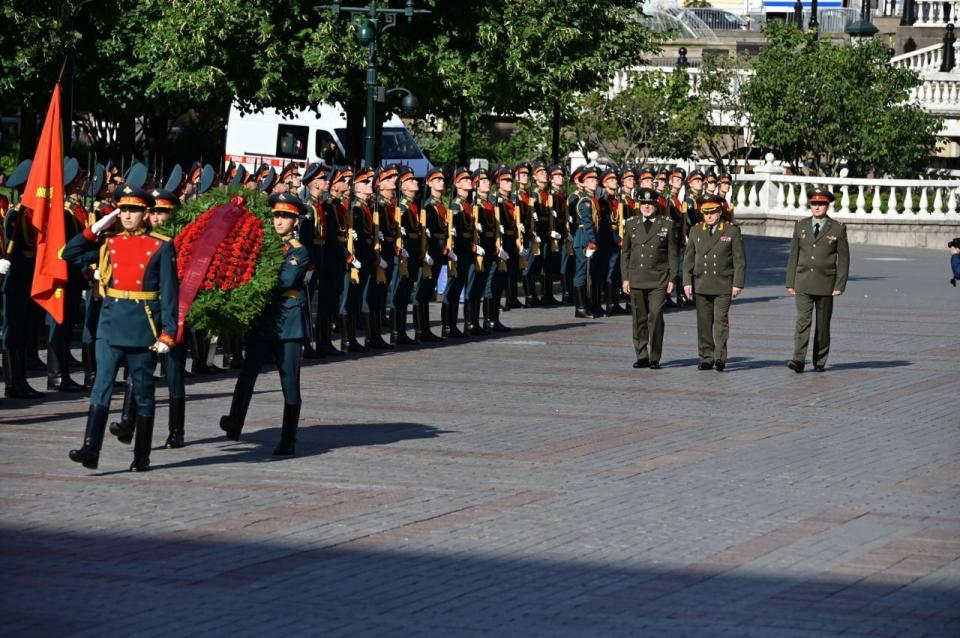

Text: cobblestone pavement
xmin=1 ymin=236 xmax=958 ymax=637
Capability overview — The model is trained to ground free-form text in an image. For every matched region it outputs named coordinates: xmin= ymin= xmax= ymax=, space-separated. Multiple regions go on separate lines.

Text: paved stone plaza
xmin=1 ymin=235 xmax=958 ymax=637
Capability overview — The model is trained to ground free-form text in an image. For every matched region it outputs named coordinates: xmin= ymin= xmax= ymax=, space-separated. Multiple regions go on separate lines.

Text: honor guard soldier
xmin=388 ymin=166 xmax=422 ymax=345
xmin=279 ymin=162 xmax=301 ymax=194
xmin=80 ymin=163 xmax=115 ymax=389
xmin=469 ymin=168 xmax=497 ymax=335
xmin=1 ymin=160 xmax=45 ymax=399
xmin=532 ymin=162 xmax=561 ymax=305
xmin=682 ymin=169 xmax=704 ymax=238
xmin=666 ymin=166 xmax=689 ymax=306
xmin=47 ymin=157 xmax=89 ymax=393
xmin=415 ymin=168 xmax=447 ymax=342
xmin=220 ymin=193 xmax=310 ymax=456
xmin=637 ymin=166 xmax=654 ymax=191
xmin=621 ymin=188 xmax=679 ymax=370
xmin=704 ymin=170 xmax=718 ymax=195
xmin=314 ymin=166 xmax=352 ymax=356
xmin=299 ymin=162 xmax=324 ymax=358
xmin=599 ymin=168 xmax=626 ymax=316
xmin=511 ymin=162 xmax=534 ymax=309
xmin=368 ymin=165 xmax=400 ymax=349
xmin=683 ymin=194 xmax=746 ymax=372
xmin=653 ymin=167 xmax=669 ymax=198
xmin=339 ymin=166 xmax=375 ymax=352
xmin=786 ymin=188 xmax=849 ymax=372
xmin=488 ymin=166 xmax=515 ymax=331
xmin=573 ymin=167 xmax=600 ymax=319
xmin=108 ymin=190 xmax=188 ymax=448
xmin=65 ymin=185 xmax=178 ymax=471
xmin=551 ymin=165 xmax=573 ymax=305
xmin=621 ymin=166 xmax=638 ymax=210
xmin=441 ymin=167 xmax=474 ymax=338
xmin=718 ymin=172 xmax=735 ymax=223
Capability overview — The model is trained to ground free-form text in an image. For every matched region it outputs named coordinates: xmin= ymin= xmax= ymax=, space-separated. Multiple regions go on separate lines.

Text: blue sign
xmin=763 ymin=0 xmax=843 ymax=7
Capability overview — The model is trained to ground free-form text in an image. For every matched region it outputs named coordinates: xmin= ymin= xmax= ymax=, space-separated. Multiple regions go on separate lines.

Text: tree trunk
xmin=17 ymin=109 xmax=39 ymax=162
xmin=458 ymin=109 xmax=469 ymax=167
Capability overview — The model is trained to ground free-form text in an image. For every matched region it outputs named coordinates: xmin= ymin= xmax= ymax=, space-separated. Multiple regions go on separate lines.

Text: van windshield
xmin=334 ymin=127 xmax=423 ymax=160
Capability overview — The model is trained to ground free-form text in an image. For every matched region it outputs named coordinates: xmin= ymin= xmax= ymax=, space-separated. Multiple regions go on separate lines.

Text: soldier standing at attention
xmin=389 ymin=166 xmax=422 ymax=345
xmin=532 ymin=162 xmax=561 ymax=305
xmin=65 ymin=186 xmax=178 ymax=471
xmin=486 ymin=167 xmax=512 ymax=332
xmin=512 ymin=162 xmax=536 ymax=309
xmin=621 ymin=188 xmax=678 ymax=370
xmin=316 ymin=166 xmax=352 ymax=356
xmin=368 ymin=166 xmax=400 ymax=349
xmin=572 ymin=167 xmax=599 ymax=319
xmin=340 ymin=167 xmax=374 ymax=352
xmin=220 ymin=193 xmax=310 ymax=456
xmin=599 ymin=169 xmax=625 ymax=316
xmin=441 ymin=168 xmax=474 ymax=338
xmin=417 ymin=167 xmax=448 ymax=342
xmin=683 ymin=194 xmax=746 ymax=372
xmin=718 ymin=171 xmax=735 ymax=223
xmin=786 ymin=188 xmax=849 ymax=373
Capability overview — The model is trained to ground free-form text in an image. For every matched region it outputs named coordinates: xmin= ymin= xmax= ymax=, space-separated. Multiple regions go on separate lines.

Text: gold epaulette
xmin=149 ymin=231 xmax=171 ymax=241
xmin=288 ymin=238 xmax=303 ymax=249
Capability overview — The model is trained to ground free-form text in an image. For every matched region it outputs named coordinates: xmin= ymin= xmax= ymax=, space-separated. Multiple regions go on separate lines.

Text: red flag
xmin=24 ymin=82 xmax=67 ymax=324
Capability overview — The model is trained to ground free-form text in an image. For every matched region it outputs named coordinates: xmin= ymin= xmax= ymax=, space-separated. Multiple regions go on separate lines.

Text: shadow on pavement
xmin=0 ymin=525 xmax=955 ymax=636
xmin=145 ymin=421 xmax=448 ymax=471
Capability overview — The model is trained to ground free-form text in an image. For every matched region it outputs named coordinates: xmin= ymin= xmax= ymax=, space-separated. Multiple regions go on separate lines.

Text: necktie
xmin=643 ymin=218 xmax=652 ymax=234
xmin=709 ymin=225 xmax=715 ymax=236
xmin=814 ymin=222 xmax=820 ymax=238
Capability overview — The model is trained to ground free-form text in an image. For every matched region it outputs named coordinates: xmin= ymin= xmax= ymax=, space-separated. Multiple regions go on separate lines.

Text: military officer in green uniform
xmin=683 ymin=194 xmax=746 ymax=372
xmin=621 ymin=188 xmax=679 ymax=370
xmin=786 ymin=188 xmax=849 ymax=372
xmin=220 ymin=193 xmax=310 ymax=455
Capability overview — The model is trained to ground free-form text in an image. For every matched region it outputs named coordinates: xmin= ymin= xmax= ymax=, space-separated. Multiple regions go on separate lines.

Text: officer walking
xmin=220 ymin=193 xmax=310 ymax=455
xmin=786 ymin=188 xmax=849 ymax=372
xmin=621 ymin=188 xmax=679 ymax=370
xmin=683 ymin=194 xmax=746 ymax=372
xmin=65 ymin=185 xmax=178 ymax=471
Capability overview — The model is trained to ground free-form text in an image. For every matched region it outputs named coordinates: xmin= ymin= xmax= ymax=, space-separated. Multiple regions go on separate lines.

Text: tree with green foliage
xmin=744 ymin=21 xmax=941 ymax=177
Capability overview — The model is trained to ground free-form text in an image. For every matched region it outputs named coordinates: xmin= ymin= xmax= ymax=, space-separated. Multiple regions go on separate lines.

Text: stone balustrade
xmin=915 ymin=0 xmax=960 ymax=26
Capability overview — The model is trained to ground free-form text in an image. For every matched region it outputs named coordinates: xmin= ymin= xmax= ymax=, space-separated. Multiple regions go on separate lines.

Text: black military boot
xmin=130 ymin=414 xmax=155 ymax=472
xmin=506 ymin=277 xmax=524 ymax=310
xmin=590 ymin=284 xmax=606 ymax=317
xmin=610 ymin=284 xmax=629 ymax=315
xmin=365 ymin=312 xmax=392 ymax=349
xmin=479 ymin=299 xmax=493 ymax=335
xmin=444 ymin=303 xmax=465 ymax=339
xmin=220 ymin=381 xmax=253 ymax=441
xmin=341 ymin=314 xmax=367 ymax=353
xmin=109 ymin=381 xmax=137 ymax=444
xmin=81 ymin=343 xmax=96 ymax=390
xmin=3 ymin=349 xmax=45 ymax=399
xmin=541 ymin=274 xmax=559 ymax=305
xmin=419 ymin=303 xmax=442 ymax=342
xmin=491 ymin=298 xmax=511 ymax=332
xmin=273 ymin=402 xmax=301 ymax=456
xmin=318 ymin=315 xmax=343 ymax=356
xmin=69 ymin=405 xmax=109 ymax=469
xmin=575 ymin=286 xmax=595 ymax=319
xmin=412 ymin=305 xmax=424 ymax=343
xmin=461 ymin=301 xmax=474 ymax=337
xmin=164 ymin=395 xmax=186 ymax=448
xmin=398 ymin=306 xmax=416 ymax=345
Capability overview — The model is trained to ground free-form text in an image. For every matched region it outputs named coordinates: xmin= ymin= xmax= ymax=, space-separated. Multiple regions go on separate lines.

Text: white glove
xmin=400 ymin=226 xmax=407 ymax=236
xmin=401 ymin=248 xmax=409 ymax=259
xmin=533 ymin=234 xmax=541 ymax=244
xmin=498 ymin=224 xmax=505 ymax=234
xmin=532 ymin=213 xmax=539 ymax=222
xmin=378 ymin=231 xmax=385 ymax=241
xmin=498 ymin=248 xmax=509 ymax=261
xmin=550 ymin=230 xmax=562 ymax=240
xmin=350 ymin=229 xmax=358 ymax=240
xmin=521 ymin=247 xmax=530 ymax=259
xmin=551 ymin=210 xmax=557 ymax=219
xmin=379 ymin=258 xmax=388 ymax=270
xmin=91 ymin=209 xmax=120 ymax=235
xmin=585 ymin=247 xmax=597 ymax=258
xmin=0 ymin=259 xmax=11 ymax=275
xmin=520 ymin=223 xmax=526 ymax=234
xmin=351 ymin=258 xmax=362 ymax=270
xmin=154 ymin=341 xmax=171 ymax=355
xmin=450 ymin=227 xmax=457 ymax=237
xmin=426 ymin=229 xmax=431 ymax=238
xmin=475 ymin=246 xmax=486 ymax=257
xmin=93 ymin=268 xmax=101 ymax=280
xmin=448 ymin=251 xmax=458 ymax=262
xmin=424 ymin=254 xmax=434 ymax=266
xmin=475 ymin=221 xmax=482 ymax=232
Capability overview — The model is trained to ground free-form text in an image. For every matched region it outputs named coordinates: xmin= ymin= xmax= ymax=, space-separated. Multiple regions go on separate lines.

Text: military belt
xmin=483 ymin=232 xmax=495 ymax=238
xmin=281 ymin=289 xmax=301 ymax=299
xmin=408 ymin=233 xmax=419 ymax=239
xmin=105 ymin=288 xmax=159 ymax=301
xmin=313 ymin=239 xmax=326 ymax=246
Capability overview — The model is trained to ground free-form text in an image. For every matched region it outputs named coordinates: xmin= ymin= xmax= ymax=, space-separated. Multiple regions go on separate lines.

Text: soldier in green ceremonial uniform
xmin=786 ymin=188 xmax=849 ymax=372
xmin=683 ymin=194 xmax=746 ymax=372
xmin=221 ymin=193 xmax=310 ymax=455
xmin=64 ymin=186 xmax=179 ymax=471
xmin=621 ymin=188 xmax=678 ymax=370
xmin=441 ymin=168 xmax=474 ymax=338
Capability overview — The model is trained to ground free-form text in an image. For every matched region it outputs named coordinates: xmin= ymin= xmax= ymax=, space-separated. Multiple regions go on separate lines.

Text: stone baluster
xmin=947 ymin=188 xmax=958 ymax=217
xmin=736 ymin=181 xmax=748 ymax=210
xmin=904 ymin=187 xmax=914 ymax=215
xmin=887 ymin=187 xmax=899 ymax=215
xmin=785 ymin=183 xmax=796 ymax=210
xmin=776 ymin=182 xmax=786 ymax=212
xmin=870 ymin=186 xmax=883 ymax=215
xmin=749 ymin=182 xmax=760 ymax=209
xmin=840 ymin=184 xmax=851 ymax=215
xmin=918 ymin=186 xmax=930 ymax=217
xmin=933 ymin=186 xmax=943 ymax=214
xmin=856 ymin=185 xmax=866 ymax=215
xmin=797 ymin=185 xmax=808 ymax=210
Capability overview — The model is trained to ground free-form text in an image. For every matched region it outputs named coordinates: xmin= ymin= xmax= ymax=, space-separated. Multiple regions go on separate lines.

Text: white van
xmin=224 ymin=102 xmax=434 ymax=176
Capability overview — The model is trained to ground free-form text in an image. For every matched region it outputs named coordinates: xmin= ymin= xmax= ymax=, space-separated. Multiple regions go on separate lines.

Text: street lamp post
xmin=845 ymin=0 xmax=879 ymax=45
xmin=322 ymin=1 xmax=430 ymax=169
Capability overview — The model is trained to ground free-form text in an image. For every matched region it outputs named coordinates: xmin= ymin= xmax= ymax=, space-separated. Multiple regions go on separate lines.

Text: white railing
xmin=875 ymin=0 xmax=904 ymax=17
xmin=889 ymin=42 xmax=959 ymax=71
xmin=911 ymin=73 xmax=960 ymax=113
xmin=916 ymin=0 xmax=960 ymax=26
xmin=723 ymin=169 xmax=960 ymax=220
